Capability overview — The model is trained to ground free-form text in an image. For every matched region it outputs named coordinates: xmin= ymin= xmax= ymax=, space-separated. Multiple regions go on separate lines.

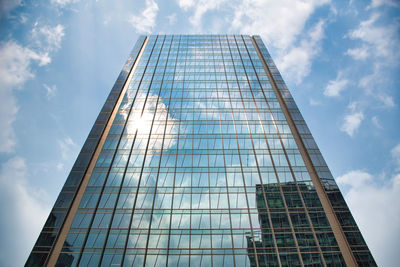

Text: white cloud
xmin=128 ymin=0 xmax=159 ymax=34
xmin=231 ymin=0 xmax=329 ymax=84
xmin=341 ymin=108 xmax=364 ymax=137
xmin=0 ymin=42 xmax=50 ymax=84
xmin=166 ymin=13 xmax=177 ymax=25
xmin=368 ymin=0 xmax=400 ymax=9
xmin=56 ymin=137 xmax=79 ymax=172
xmin=177 ymin=0 xmax=195 ymax=10
xmin=31 ymin=23 xmax=65 ymax=52
xmin=43 ymin=83 xmax=57 ymax=99
xmin=183 ymin=0 xmax=227 ymax=28
xmin=337 ymin=170 xmax=372 ymax=188
xmin=231 ymin=0 xmax=329 ymax=50
xmin=19 ymin=14 xmax=27 ymax=23
xmin=343 ymin=12 xmax=398 ymax=131
xmin=324 ymin=71 xmax=349 ymax=97
xmin=50 ymin=0 xmax=80 ymax=6
xmin=309 ymin=98 xmax=322 ymax=106
xmin=0 ymin=157 xmax=50 ymax=267
xmin=377 ymin=94 xmax=395 ymax=108
xmin=175 ymin=0 xmax=330 ymax=83
xmin=358 ymin=66 xmax=396 ymax=108
xmin=345 ymin=45 xmax=368 ymax=60
xmin=346 ymin=13 xmax=400 ymax=63
xmin=0 ymin=22 xmax=64 ymax=154
xmin=0 ymin=41 xmax=51 ymax=153
xmin=337 ymin=170 xmax=400 ymax=266
xmin=391 ymin=144 xmax=400 ymax=170
xmin=58 ymin=137 xmax=78 ymax=160
xmin=279 ymin=19 xmax=326 ymax=84
xmin=371 ymin=116 xmax=382 ymax=129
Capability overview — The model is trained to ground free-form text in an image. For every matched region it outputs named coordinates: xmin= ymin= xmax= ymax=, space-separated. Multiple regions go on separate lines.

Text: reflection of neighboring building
xmin=247 ymin=182 xmax=374 ymax=266
xmin=26 ymin=35 xmax=376 ymax=266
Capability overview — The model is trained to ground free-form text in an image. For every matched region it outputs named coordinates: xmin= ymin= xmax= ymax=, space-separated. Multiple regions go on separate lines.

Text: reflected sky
xmin=42 ymin=35 xmax=373 ymax=267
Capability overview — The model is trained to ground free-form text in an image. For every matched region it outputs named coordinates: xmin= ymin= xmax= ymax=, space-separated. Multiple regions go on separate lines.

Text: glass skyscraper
xmin=26 ymin=35 xmax=376 ymax=267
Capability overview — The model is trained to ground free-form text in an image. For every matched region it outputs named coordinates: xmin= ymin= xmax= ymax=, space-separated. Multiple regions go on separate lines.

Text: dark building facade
xmin=26 ymin=35 xmax=376 ymax=266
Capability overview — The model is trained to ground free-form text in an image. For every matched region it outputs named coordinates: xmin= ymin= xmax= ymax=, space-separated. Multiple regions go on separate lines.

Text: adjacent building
xmin=26 ymin=35 xmax=376 ymax=266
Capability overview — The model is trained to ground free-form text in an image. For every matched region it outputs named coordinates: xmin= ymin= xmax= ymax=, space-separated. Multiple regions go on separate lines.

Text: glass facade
xmin=26 ymin=35 xmax=376 ymax=267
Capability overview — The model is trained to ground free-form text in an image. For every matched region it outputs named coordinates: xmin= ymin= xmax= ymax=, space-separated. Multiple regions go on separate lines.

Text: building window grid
xmin=252 ymin=36 xmax=349 ymax=266
xmin=230 ymin=35 xmax=306 ymax=265
xmin=238 ymin=35 xmax=332 ymax=266
xmin=39 ymin=35 xmax=375 ymax=267
xmin=216 ymin=35 xmax=272 ymax=266
xmin=117 ymin=35 xmax=168 ymax=265
xmin=58 ymin=35 xmax=161 ymax=265
xmin=254 ymin=35 xmax=374 ymax=266
xmin=231 ymin=35 xmax=318 ymax=266
xmin=141 ymin=35 xmax=178 ymax=266
xmin=26 ymin=36 xmax=147 ymax=266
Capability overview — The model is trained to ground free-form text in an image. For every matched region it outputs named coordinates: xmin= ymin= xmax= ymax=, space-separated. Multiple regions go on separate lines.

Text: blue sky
xmin=0 ymin=0 xmax=399 ymax=266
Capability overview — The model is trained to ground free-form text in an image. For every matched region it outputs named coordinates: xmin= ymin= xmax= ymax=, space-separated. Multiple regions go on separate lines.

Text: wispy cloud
xmin=340 ymin=102 xmax=364 ymax=137
xmin=56 ymin=137 xmax=79 ymax=171
xmin=230 ymin=0 xmax=329 ymax=84
xmin=309 ymin=98 xmax=322 ymax=106
xmin=337 ymin=160 xmax=400 ymax=266
xmin=43 ymin=83 xmax=57 ymax=99
xmin=231 ymin=0 xmax=329 ymax=50
xmin=341 ymin=111 xmax=364 ymax=137
xmin=128 ymin=0 xmax=159 ymax=34
xmin=346 ymin=45 xmax=368 ymax=60
xmin=31 ymin=23 xmax=65 ymax=52
xmin=0 ymin=41 xmax=51 ymax=153
xmin=358 ymin=66 xmax=396 ymax=108
xmin=50 ymin=0 xmax=80 ymax=7
xmin=175 ymin=0 xmax=330 ymax=83
xmin=0 ymin=157 xmax=50 ymax=267
xmin=343 ymin=11 xmax=399 ymax=116
xmin=346 ymin=13 xmax=400 ymax=64
xmin=367 ymin=0 xmax=400 ymax=9
xmin=0 ymin=22 xmax=65 ymax=153
xmin=279 ymin=19 xmax=326 ymax=84
xmin=391 ymin=144 xmax=400 ymax=170
xmin=178 ymin=0 xmax=227 ymax=28
xmin=377 ymin=94 xmax=395 ymax=108
xmin=166 ymin=13 xmax=177 ymax=25
xmin=58 ymin=137 xmax=78 ymax=161
xmin=371 ymin=116 xmax=382 ymax=129
xmin=324 ymin=71 xmax=349 ymax=97
xmin=177 ymin=0 xmax=195 ymax=10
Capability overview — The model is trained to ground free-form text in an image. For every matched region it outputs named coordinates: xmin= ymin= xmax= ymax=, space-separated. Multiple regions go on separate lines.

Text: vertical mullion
xmin=92 ymin=35 xmax=156 ymax=266
xmin=232 ymin=34 xmax=304 ymax=266
xmin=206 ymin=36 xmax=214 ymax=267
xmin=212 ymin=36 xmax=237 ymax=267
xmin=232 ymin=35 xmax=305 ymax=266
xmin=95 ymin=45 xmax=150 ymax=266
xmin=221 ymin=35 xmax=262 ymax=267
xmin=228 ymin=35 xmax=285 ymax=266
xmin=142 ymin=35 xmax=175 ymax=265
xmin=241 ymin=35 xmax=327 ymax=267
xmin=189 ymin=38 xmax=196 ymax=267
xmin=252 ymin=35 xmax=360 ymax=265
xmin=74 ymin=36 xmax=152 ymax=267
xmin=120 ymin=35 xmax=167 ymax=265
xmin=166 ymin=35 xmax=185 ymax=265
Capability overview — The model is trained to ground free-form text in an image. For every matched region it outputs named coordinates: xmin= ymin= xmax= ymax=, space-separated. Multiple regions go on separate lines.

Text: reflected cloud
xmin=120 ymin=93 xmax=178 ymax=153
